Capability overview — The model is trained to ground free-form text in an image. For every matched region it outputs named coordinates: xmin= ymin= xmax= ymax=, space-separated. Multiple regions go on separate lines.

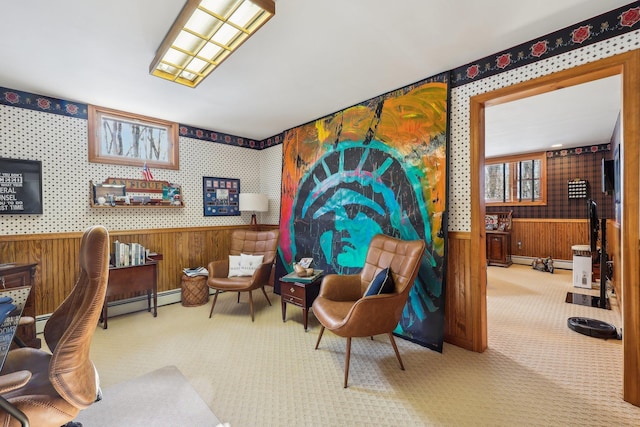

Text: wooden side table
xmin=280 ymin=271 xmax=323 ymax=331
xmin=102 ymin=260 xmax=158 ymax=329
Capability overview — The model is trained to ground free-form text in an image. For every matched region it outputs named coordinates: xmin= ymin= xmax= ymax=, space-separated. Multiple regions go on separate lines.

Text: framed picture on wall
xmin=88 ymin=105 xmax=179 ymax=170
xmin=203 ymin=177 xmax=240 ymax=216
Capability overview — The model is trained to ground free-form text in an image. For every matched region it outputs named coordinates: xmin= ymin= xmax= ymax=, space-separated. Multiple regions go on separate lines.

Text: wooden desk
xmin=101 ymin=261 xmax=158 ymax=329
xmin=0 ymin=263 xmax=40 ymax=348
xmin=0 ymin=286 xmax=31 ymax=369
xmin=0 ymin=285 xmax=31 ymax=427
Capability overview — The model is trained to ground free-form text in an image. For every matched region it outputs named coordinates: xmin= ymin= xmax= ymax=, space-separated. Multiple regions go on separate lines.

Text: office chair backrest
xmin=44 ymin=224 xmax=110 ymax=408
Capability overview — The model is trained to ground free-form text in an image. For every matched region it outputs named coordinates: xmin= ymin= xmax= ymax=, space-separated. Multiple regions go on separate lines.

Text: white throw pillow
xmin=228 ymin=255 xmax=243 ymax=277
xmin=240 ymin=253 xmax=264 ymax=276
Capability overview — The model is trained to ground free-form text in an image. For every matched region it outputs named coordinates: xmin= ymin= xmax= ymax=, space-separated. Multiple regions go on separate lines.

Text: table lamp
xmin=239 ymin=193 xmax=269 ymax=228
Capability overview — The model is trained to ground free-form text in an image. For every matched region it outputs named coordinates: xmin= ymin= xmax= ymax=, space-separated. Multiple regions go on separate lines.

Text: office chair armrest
xmin=18 ymin=316 xmax=34 ymax=327
xmin=319 ymin=274 xmax=362 ymax=301
xmin=0 ymin=370 xmax=31 ymax=394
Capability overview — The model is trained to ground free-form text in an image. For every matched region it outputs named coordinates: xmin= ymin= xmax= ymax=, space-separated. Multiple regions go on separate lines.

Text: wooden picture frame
xmin=88 ymin=105 xmax=179 ymax=170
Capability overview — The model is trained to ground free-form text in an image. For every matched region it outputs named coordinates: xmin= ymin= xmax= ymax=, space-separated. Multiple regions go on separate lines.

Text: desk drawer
xmin=281 ymin=285 xmax=304 ymax=306
xmin=0 ymin=271 xmax=29 ymax=288
xmin=0 ymin=270 xmax=34 ymax=312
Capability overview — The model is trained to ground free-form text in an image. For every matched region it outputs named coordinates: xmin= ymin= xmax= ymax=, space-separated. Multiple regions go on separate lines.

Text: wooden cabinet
xmin=486 ymin=231 xmax=512 ymax=267
xmin=0 ymin=263 xmax=40 ymax=348
xmin=486 ymin=211 xmax=513 ymax=267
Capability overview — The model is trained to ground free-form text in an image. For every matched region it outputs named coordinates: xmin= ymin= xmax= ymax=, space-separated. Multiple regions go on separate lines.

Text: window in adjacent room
xmin=485 ymin=152 xmax=546 ymax=206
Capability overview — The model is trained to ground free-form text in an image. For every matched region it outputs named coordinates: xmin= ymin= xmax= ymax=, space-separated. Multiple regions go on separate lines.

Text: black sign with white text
xmin=0 ymin=158 xmax=43 ymax=215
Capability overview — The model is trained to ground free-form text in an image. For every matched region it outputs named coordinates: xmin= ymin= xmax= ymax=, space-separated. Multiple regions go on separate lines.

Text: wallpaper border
xmin=452 ymin=2 xmax=640 ymax=86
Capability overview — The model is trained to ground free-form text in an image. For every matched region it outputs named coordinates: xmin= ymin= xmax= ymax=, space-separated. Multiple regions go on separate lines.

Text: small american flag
xmin=142 ymin=163 xmax=154 ymax=181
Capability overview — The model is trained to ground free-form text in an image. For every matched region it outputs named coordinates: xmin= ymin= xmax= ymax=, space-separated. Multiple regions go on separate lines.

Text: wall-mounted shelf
xmin=89 ymin=179 xmax=184 ymax=208
xmin=90 ymin=203 xmax=184 ymax=208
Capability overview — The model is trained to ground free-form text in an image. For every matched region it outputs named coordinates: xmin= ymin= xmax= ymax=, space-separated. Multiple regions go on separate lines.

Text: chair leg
xmin=208 ymin=290 xmax=220 ymax=318
xmin=248 ymin=291 xmax=254 ymax=322
xmin=344 ymin=337 xmax=352 ymax=388
xmin=315 ymin=326 xmax=325 ymax=349
xmin=388 ymin=332 xmax=405 ymax=371
xmin=237 ymin=292 xmax=241 ymax=303
xmin=261 ymin=285 xmax=272 ymax=306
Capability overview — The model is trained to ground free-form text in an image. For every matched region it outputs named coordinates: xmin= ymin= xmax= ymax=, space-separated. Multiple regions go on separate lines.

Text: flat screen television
xmin=602 ymin=158 xmax=615 ymax=194
xmin=0 ymin=157 xmax=43 ymax=215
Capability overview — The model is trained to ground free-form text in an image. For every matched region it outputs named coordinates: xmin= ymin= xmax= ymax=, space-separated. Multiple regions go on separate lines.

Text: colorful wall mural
xmin=276 ymin=73 xmax=449 ymax=351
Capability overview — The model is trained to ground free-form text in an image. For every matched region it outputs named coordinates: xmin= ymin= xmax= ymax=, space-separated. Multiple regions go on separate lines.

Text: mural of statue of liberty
xmin=289 ymin=140 xmax=444 ymax=348
xmin=278 ymin=76 xmax=448 ymax=351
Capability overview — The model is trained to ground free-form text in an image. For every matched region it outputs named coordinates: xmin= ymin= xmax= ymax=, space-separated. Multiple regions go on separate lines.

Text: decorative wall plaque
xmin=568 ymin=179 xmax=588 ymax=199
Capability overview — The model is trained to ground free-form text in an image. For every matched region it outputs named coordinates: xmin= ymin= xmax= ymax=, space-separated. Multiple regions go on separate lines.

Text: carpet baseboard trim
xmin=35 ymin=288 xmax=214 ymax=334
xmin=511 ymin=255 xmax=572 ymax=270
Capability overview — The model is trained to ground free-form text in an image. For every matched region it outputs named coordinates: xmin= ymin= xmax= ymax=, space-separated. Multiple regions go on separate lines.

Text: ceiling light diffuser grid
xmin=150 ymin=0 xmax=275 ymax=88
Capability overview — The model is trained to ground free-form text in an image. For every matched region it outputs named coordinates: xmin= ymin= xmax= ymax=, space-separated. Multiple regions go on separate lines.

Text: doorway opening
xmin=469 ymin=50 xmax=640 ymax=405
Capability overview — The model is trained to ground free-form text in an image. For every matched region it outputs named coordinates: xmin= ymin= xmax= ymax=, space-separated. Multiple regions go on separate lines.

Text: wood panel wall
xmin=4 ymin=226 xmax=482 ymax=354
xmin=0 ymin=226 xmax=271 ymax=315
xmin=0 ymin=222 xmax=620 ymax=356
xmin=510 ymin=219 xmax=588 ymax=260
xmin=444 ymin=232 xmax=475 ymax=349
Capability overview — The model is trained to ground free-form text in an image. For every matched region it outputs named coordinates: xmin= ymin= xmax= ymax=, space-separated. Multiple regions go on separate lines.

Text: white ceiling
xmin=485 ymin=75 xmax=621 ymax=158
xmin=0 ymin=0 xmax=632 ymax=144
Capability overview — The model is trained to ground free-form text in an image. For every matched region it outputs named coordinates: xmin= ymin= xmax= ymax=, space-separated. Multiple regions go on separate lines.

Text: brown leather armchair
xmin=0 ymin=225 xmax=110 ymax=426
xmin=312 ymin=234 xmax=426 ymax=387
xmin=207 ymin=229 xmax=279 ymax=321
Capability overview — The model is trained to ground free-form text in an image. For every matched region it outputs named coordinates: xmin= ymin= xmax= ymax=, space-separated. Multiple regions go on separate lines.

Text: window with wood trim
xmin=485 ymin=152 xmax=547 ymax=206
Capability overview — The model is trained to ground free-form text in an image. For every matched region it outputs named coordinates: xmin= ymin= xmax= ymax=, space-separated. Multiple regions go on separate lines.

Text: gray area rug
xmin=74 ymin=365 xmax=222 ymax=426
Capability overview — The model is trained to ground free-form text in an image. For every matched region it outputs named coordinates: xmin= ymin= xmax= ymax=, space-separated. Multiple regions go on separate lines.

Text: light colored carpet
xmin=74 ymin=365 xmax=221 ymax=426
xmin=75 ymin=266 xmax=640 ymax=426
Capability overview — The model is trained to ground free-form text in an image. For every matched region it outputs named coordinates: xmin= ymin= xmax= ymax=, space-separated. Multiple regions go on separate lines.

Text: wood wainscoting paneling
xmin=511 ymin=219 xmax=588 ymax=260
xmin=444 ymin=231 xmax=475 ymax=349
xmin=0 ymin=226 xmax=275 ymax=316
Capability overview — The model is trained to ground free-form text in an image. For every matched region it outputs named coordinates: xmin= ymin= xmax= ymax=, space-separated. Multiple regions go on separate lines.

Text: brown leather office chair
xmin=0 ymin=225 xmax=110 ymax=427
xmin=207 ymin=229 xmax=279 ymax=321
xmin=312 ymin=234 xmax=426 ymax=387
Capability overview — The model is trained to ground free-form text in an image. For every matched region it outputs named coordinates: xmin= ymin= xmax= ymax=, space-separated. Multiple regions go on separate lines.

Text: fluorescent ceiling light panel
xmin=150 ymin=0 xmax=275 ymax=88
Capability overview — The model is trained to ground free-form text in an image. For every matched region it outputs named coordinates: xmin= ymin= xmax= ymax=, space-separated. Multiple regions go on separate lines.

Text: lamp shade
xmin=239 ymin=193 xmax=268 ymax=212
